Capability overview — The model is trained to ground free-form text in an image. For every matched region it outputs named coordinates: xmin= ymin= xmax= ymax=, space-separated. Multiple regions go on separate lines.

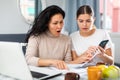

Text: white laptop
xmin=0 ymin=41 xmax=62 ymax=80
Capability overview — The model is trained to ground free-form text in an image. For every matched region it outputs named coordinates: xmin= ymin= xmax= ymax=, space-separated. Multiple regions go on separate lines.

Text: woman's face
xmin=77 ymin=14 xmax=95 ymax=33
xmin=48 ymin=13 xmax=64 ymax=37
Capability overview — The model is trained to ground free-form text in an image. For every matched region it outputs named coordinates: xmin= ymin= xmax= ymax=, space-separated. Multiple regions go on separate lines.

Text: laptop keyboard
xmin=31 ymin=71 xmax=48 ymax=78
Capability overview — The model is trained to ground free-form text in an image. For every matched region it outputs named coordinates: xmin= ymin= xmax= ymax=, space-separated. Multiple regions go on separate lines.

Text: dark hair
xmin=25 ymin=5 xmax=65 ymax=42
xmin=77 ymin=5 xmax=94 ymax=18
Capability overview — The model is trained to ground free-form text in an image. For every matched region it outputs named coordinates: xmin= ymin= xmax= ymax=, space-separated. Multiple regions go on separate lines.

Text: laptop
xmin=0 ymin=41 xmax=62 ymax=80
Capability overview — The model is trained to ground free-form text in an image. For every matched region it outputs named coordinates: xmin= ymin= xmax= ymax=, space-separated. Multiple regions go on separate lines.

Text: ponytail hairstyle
xmin=77 ymin=5 xmax=94 ymax=18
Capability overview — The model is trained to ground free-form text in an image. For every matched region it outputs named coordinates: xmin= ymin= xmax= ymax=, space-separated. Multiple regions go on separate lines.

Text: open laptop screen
xmin=0 ymin=41 xmax=33 ymax=80
xmin=0 ymin=41 xmax=62 ymax=80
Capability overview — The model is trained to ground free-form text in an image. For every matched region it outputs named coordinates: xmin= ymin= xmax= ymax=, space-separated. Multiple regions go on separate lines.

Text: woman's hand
xmin=82 ymin=46 xmax=98 ymax=62
xmin=86 ymin=46 xmax=98 ymax=55
xmin=72 ymin=51 xmax=93 ymax=64
xmin=70 ymin=46 xmax=100 ymax=64
xmin=51 ymin=60 xmax=68 ymax=70
xmin=38 ymin=59 xmax=68 ymax=70
xmin=77 ymin=53 xmax=92 ymax=63
xmin=97 ymin=46 xmax=106 ymax=57
xmin=97 ymin=46 xmax=114 ymax=65
xmin=71 ymin=46 xmax=98 ymax=64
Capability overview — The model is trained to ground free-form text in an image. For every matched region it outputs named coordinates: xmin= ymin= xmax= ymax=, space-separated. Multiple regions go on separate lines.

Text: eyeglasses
xmin=65 ymin=72 xmax=80 ymax=80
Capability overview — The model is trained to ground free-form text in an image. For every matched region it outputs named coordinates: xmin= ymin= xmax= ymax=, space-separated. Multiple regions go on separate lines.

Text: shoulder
xmin=60 ymin=34 xmax=71 ymax=40
xmin=95 ymin=29 xmax=112 ymax=43
xmin=70 ymin=31 xmax=79 ymax=37
xmin=29 ymin=35 xmax=40 ymax=40
xmin=60 ymin=34 xmax=72 ymax=47
xmin=95 ymin=29 xmax=108 ymax=36
xmin=29 ymin=35 xmax=37 ymax=40
xmin=96 ymin=29 xmax=107 ymax=33
xmin=29 ymin=35 xmax=42 ymax=43
xmin=60 ymin=34 xmax=72 ymax=45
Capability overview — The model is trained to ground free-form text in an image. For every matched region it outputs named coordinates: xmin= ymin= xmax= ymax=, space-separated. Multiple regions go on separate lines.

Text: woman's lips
xmin=57 ymin=30 xmax=61 ymax=33
xmin=82 ymin=28 xmax=88 ymax=30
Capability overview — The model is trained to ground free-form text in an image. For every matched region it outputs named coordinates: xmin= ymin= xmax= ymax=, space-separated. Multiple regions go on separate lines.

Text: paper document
xmin=82 ymin=49 xmax=101 ymax=65
xmin=49 ymin=65 xmax=87 ymax=75
xmin=67 ymin=64 xmax=86 ymax=68
xmin=68 ymin=49 xmax=101 ymax=68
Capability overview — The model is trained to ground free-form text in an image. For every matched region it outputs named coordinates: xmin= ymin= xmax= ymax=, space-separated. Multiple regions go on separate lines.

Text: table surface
xmin=0 ymin=65 xmax=120 ymax=80
xmin=0 ymin=65 xmax=88 ymax=80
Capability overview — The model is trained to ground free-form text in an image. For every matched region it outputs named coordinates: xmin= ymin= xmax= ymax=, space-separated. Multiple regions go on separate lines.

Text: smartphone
xmin=99 ymin=40 xmax=109 ymax=48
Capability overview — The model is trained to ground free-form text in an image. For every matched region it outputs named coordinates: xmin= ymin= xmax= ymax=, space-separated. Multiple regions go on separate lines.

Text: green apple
xmin=102 ymin=65 xmax=119 ymax=78
xmin=119 ymin=70 xmax=120 ymax=77
xmin=110 ymin=65 xmax=120 ymax=77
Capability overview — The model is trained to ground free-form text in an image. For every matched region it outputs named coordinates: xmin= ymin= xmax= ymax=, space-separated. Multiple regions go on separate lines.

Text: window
xmin=19 ymin=0 xmax=35 ymax=24
xmin=100 ymin=0 xmax=120 ymax=32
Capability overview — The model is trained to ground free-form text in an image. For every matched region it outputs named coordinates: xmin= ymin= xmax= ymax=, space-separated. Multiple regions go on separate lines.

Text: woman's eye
xmin=79 ymin=20 xmax=83 ymax=23
xmin=53 ymin=23 xmax=57 ymax=25
xmin=60 ymin=21 xmax=63 ymax=24
xmin=86 ymin=20 xmax=91 ymax=22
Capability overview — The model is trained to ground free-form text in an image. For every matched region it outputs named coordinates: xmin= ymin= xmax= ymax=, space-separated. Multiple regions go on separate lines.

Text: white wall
xmin=0 ymin=0 xmax=65 ymax=34
xmin=0 ymin=0 xmax=30 ymax=34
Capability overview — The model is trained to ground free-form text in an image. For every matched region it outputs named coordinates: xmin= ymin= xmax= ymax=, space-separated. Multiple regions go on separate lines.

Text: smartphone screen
xmin=99 ymin=40 xmax=109 ymax=48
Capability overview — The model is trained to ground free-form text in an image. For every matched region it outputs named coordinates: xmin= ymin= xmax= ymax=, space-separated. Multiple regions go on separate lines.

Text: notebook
xmin=0 ymin=41 xmax=62 ymax=80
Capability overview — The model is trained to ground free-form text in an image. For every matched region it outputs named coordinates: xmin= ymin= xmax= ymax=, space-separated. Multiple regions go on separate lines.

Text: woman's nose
xmin=83 ymin=22 xmax=87 ymax=26
xmin=57 ymin=23 xmax=63 ymax=29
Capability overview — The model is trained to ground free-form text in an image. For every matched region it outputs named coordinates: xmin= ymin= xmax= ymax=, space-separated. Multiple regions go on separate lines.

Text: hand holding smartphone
xmin=82 ymin=40 xmax=109 ymax=66
xmin=99 ymin=40 xmax=109 ymax=49
xmin=85 ymin=40 xmax=109 ymax=63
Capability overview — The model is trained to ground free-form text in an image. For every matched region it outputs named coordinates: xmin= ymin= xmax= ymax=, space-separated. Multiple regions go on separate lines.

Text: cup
xmin=87 ymin=66 xmax=102 ymax=80
xmin=65 ymin=72 xmax=80 ymax=80
xmin=96 ymin=62 xmax=105 ymax=66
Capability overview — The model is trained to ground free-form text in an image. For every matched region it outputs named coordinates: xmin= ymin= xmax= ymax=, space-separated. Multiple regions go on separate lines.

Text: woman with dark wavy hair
xmin=25 ymin=5 xmax=72 ymax=70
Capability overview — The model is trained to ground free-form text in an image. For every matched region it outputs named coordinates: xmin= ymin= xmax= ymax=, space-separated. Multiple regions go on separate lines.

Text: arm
xmin=71 ymin=51 xmax=78 ymax=60
xmin=69 ymin=50 xmax=93 ymax=64
xmin=38 ymin=59 xmax=68 ymax=70
xmin=97 ymin=30 xmax=114 ymax=65
xmin=64 ymin=38 xmax=72 ymax=63
xmin=25 ymin=36 xmax=40 ymax=66
xmin=26 ymin=36 xmax=68 ymax=69
xmin=69 ymin=51 xmax=83 ymax=64
xmin=97 ymin=47 xmax=114 ymax=65
xmin=70 ymin=46 xmax=100 ymax=64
